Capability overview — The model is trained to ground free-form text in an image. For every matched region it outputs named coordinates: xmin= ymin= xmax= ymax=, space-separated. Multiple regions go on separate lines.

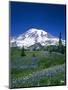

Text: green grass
xmin=38 ymin=72 xmax=65 ymax=86
xmin=10 ymin=48 xmax=66 ymax=88
xmin=22 ymin=72 xmax=65 ymax=87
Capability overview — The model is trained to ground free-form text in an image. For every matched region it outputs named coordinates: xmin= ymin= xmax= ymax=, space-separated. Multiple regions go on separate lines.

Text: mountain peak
xmin=27 ymin=28 xmax=47 ymax=34
xmin=10 ymin=28 xmax=62 ymax=48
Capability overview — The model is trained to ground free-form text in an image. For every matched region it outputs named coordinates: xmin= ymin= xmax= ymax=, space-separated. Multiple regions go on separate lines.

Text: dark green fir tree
xmin=21 ymin=46 xmax=26 ymax=56
xmin=58 ymin=32 xmax=64 ymax=54
xmin=59 ymin=32 xmax=62 ymax=47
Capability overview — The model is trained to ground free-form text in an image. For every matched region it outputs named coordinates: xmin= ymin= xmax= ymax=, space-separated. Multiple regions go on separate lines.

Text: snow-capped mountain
xmin=10 ymin=28 xmax=65 ymax=48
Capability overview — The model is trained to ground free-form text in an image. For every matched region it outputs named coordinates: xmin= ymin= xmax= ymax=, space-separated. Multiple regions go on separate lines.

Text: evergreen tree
xmin=58 ymin=32 xmax=64 ymax=54
xmin=58 ymin=32 xmax=62 ymax=53
xmin=32 ymin=53 xmax=36 ymax=57
xmin=21 ymin=46 xmax=26 ymax=56
xmin=59 ymin=32 xmax=62 ymax=47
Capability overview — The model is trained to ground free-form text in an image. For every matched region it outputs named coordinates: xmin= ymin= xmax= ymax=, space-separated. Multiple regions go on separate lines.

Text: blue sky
xmin=10 ymin=2 xmax=66 ymax=39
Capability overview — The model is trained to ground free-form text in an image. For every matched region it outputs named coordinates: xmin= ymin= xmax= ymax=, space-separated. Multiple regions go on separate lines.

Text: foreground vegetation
xmin=10 ymin=47 xmax=66 ymax=88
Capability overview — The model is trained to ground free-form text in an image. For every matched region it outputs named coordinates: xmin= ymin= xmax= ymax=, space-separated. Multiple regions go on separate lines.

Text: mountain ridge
xmin=10 ymin=28 xmax=65 ymax=48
